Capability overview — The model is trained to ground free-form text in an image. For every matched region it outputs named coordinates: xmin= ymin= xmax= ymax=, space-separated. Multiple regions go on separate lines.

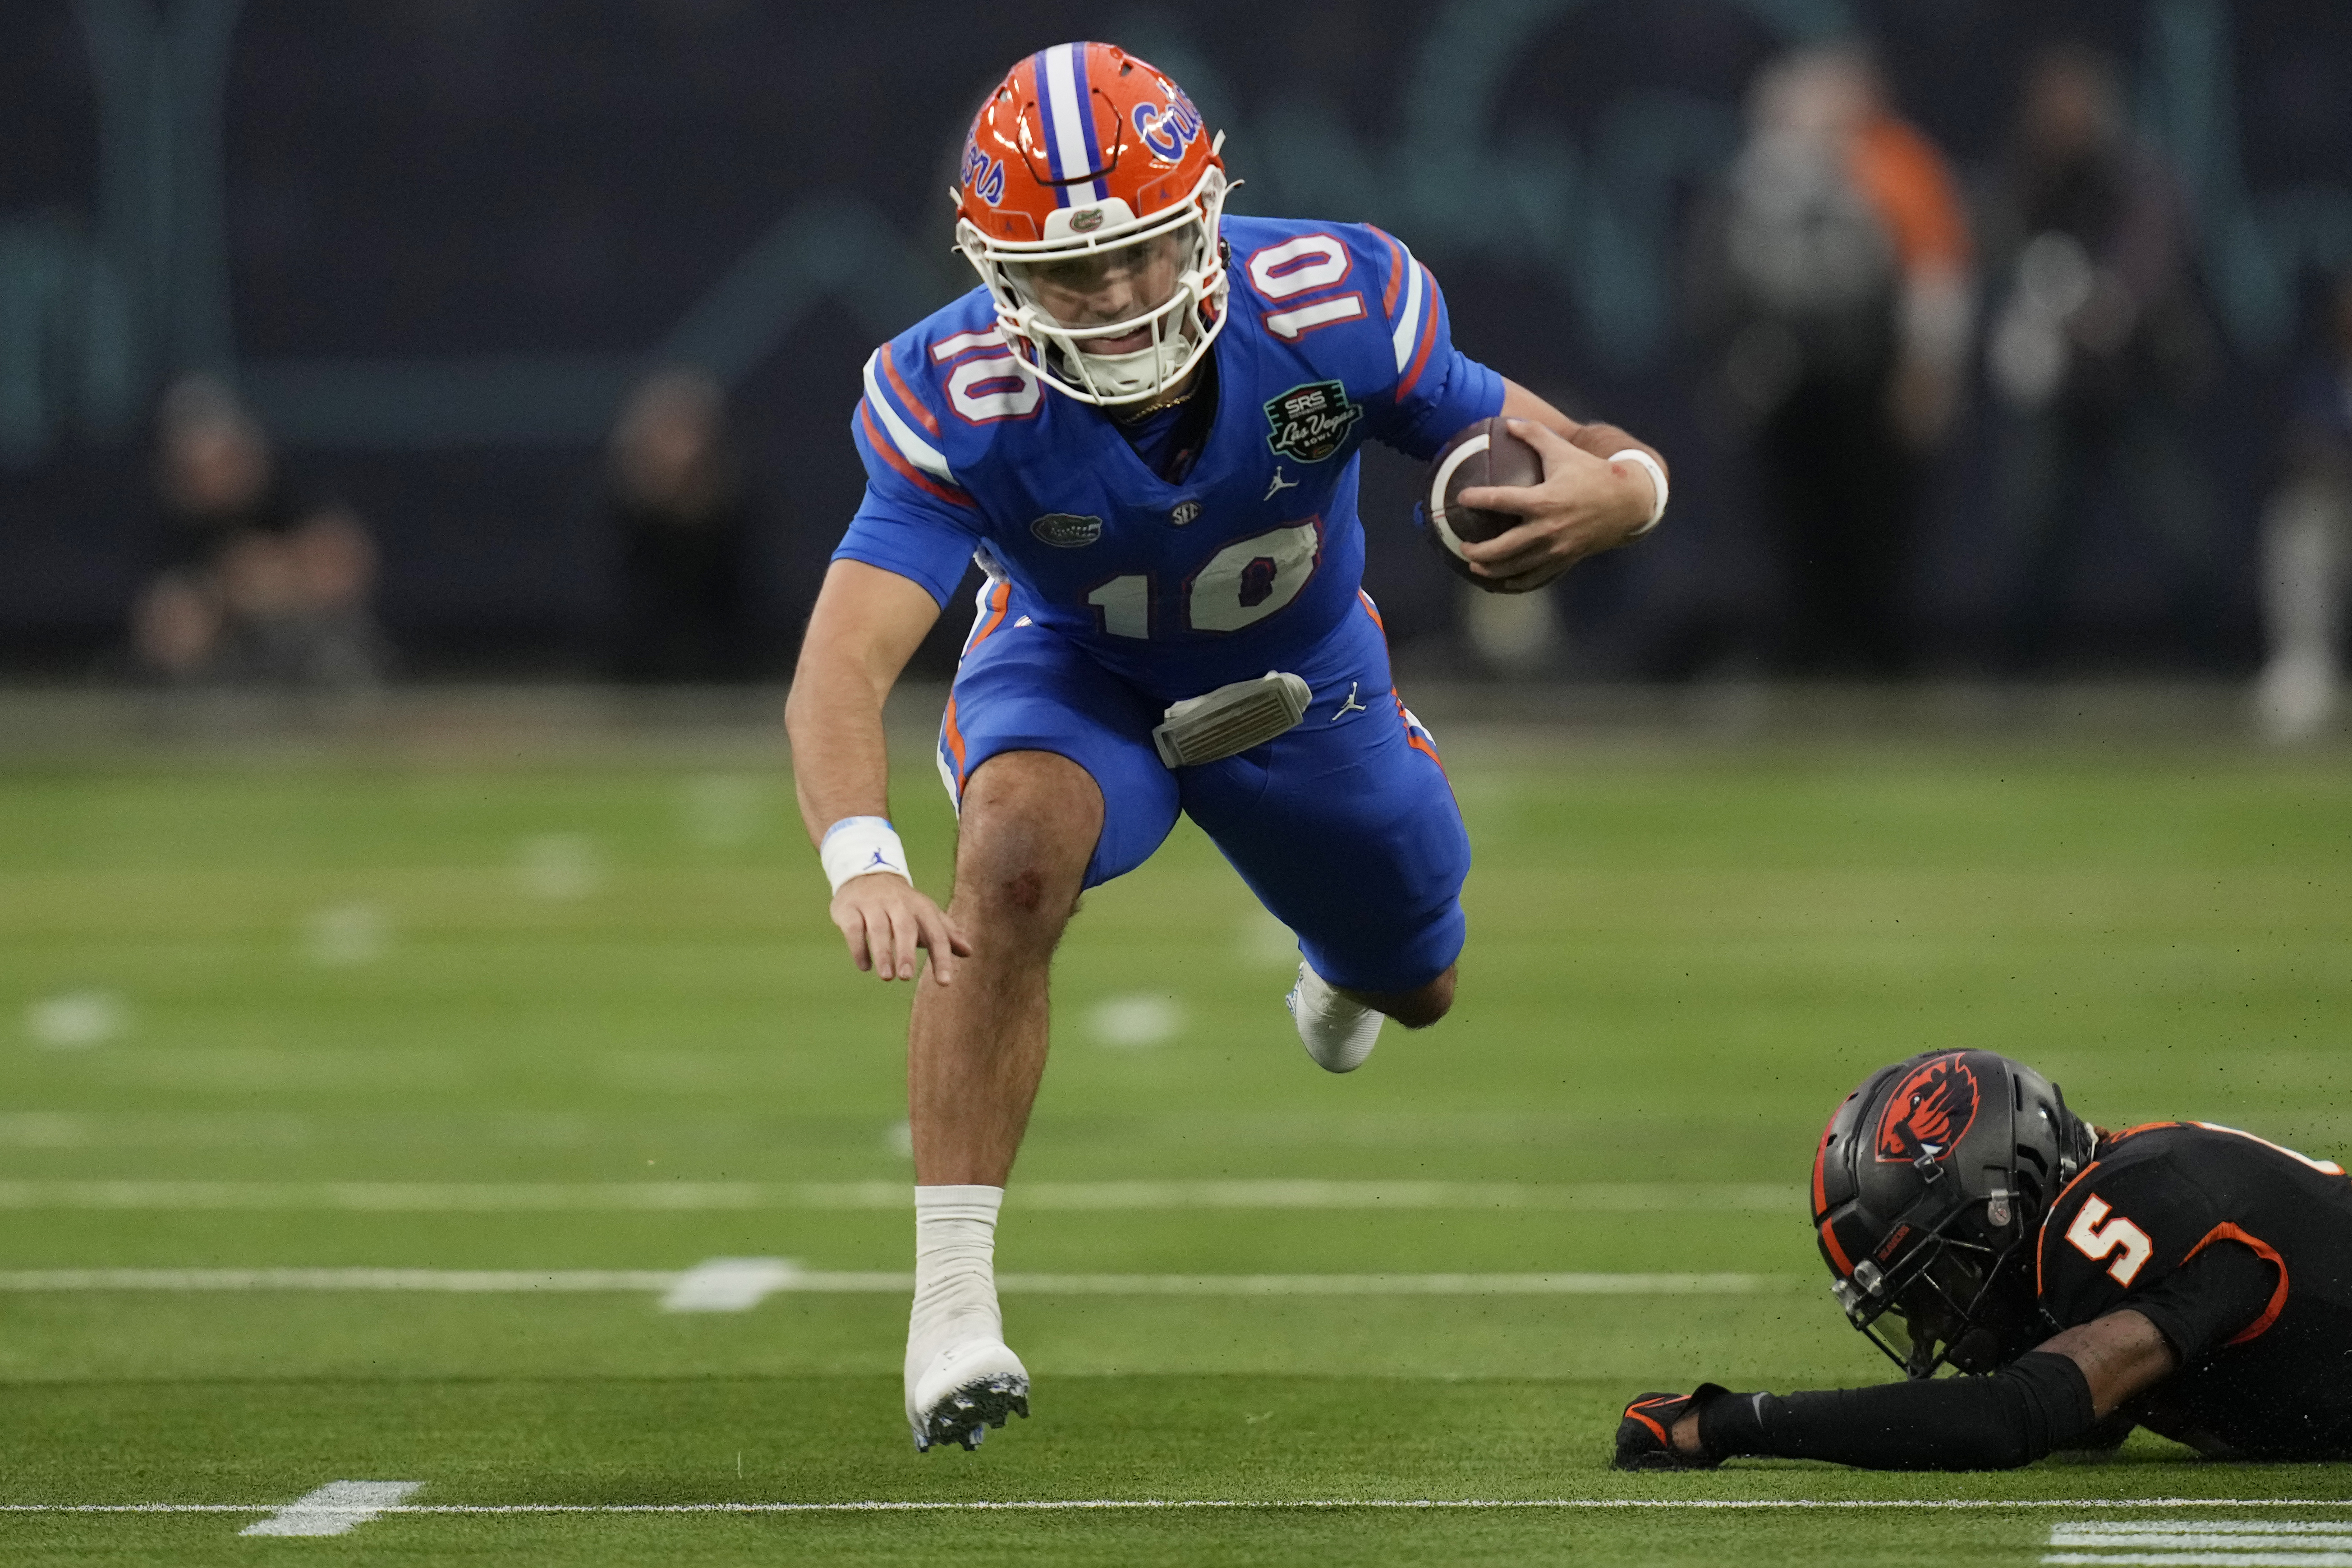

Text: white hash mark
xmin=240 ymin=1481 xmax=423 ymax=1537
xmin=658 ymin=1257 xmax=801 ymax=1312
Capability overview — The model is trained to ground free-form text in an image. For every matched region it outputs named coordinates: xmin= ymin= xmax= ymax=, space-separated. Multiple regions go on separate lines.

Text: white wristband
xmin=1610 ymin=449 xmax=1668 ymax=536
xmin=820 ymin=816 xmax=912 ymax=895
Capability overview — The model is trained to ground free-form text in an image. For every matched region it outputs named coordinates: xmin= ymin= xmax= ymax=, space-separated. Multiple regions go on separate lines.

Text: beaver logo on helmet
xmin=1874 ymin=1053 xmax=1980 ymax=1163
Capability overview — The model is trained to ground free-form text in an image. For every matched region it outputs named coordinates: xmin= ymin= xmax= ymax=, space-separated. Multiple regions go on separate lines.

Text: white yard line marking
xmin=0 ymin=1267 xmax=1790 ymax=1297
xmin=658 ymin=1257 xmax=802 ymax=1312
xmin=239 ymin=1481 xmax=422 ymax=1537
xmin=0 ymin=1268 xmax=685 ymax=1292
xmin=992 ymin=1273 xmax=1779 ymax=1295
xmin=0 ymin=1180 xmax=1797 ymax=1212
xmin=2046 ymin=1518 xmax=2352 ymax=1566
xmin=2045 ymin=1559 xmax=2352 ymax=1566
xmin=3 ymin=1499 xmax=2349 ymax=1516
xmin=2058 ymin=1527 xmax=2352 ymax=1539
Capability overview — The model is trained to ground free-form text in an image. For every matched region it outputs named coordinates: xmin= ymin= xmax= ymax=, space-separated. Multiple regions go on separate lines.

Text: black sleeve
xmin=1698 ymin=1352 xmax=2096 ymax=1471
xmin=2126 ymin=1239 xmax=2278 ymax=1363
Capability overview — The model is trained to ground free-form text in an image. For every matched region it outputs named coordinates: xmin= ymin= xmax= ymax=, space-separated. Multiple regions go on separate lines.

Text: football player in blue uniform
xmin=784 ymin=41 xmax=1669 ymax=1453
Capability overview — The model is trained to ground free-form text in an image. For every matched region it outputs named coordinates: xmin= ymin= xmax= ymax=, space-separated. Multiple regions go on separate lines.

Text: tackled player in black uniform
xmin=1616 ymin=1050 xmax=2352 ymax=1469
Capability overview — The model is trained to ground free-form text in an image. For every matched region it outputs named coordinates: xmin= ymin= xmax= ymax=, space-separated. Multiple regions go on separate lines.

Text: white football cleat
xmin=1285 ymin=958 xmax=1382 ymax=1073
xmin=906 ymin=1334 xmax=1030 ymax=1453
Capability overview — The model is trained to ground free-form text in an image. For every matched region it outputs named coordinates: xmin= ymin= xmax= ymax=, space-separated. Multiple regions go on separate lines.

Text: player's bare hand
xmin=830 ymin=874 xmax=972 ymax=984
xmin=1453 ymin=418 xmax=1657 ymax=593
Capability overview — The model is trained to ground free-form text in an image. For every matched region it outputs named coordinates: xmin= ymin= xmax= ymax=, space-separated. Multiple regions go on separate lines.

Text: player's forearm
xmin=785 ymin=661 xmax=895 ymax=847
xmin=1563 ymin=421 xmax=1663 ymax=475
xmin=1695 ymin=1353 xmax=2096 ymax=1471
xmin=785 ymin=561 xmax=943 ymax=848
xmin=1497 ymin=379 xmax=1665 ymax=474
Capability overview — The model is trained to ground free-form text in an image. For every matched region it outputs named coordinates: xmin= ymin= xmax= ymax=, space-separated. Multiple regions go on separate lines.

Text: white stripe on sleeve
xmin=1390 ymin=251 xmax=1425 ymax=373
xmin=860 ymin=351 xmax=954 ymax=482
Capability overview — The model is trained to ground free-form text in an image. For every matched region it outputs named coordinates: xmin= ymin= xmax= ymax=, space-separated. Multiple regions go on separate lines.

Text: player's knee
xmin=998 ymin=868 xmax=1047 ymax=912
xmin=959 ymin=845 xmax=1081 ymax=929
xmin=955 ymin=751 xmax=1101 ymax=926
xmin=1377 ymin=966 xmax=1455 ymax=1030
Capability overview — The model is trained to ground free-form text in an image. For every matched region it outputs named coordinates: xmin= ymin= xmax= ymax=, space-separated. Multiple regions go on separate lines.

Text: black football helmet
xmin=1812 ymin=1050 xmax=2096 ymax=1378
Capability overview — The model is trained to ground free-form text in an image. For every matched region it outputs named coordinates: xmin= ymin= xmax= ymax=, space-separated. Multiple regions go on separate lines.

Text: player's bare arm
xmin=1447 ymin=380 xmax=1668 ymax=593
xmin=786 ymin=559 xmax=972 ymax=984
xmin=2033 ymin=1308 xmax=2178 ymax=1416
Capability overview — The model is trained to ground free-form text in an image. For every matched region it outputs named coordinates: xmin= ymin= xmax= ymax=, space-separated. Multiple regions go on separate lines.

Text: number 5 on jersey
xmin=2066 ymin=1194 xmax=2153 ymax=1286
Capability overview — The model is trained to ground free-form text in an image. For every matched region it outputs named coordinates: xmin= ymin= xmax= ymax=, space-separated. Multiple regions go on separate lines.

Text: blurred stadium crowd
xmin=2 ymin=2 xmax=2349 ymax=738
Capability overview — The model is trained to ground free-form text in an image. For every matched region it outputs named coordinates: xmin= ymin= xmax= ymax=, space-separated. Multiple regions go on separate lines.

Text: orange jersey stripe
xmin=858 ymin=401 xmax=972 ymax=508
xmin=2182 ymin=1223 xmax=2289 ymax=1345
xmin=965 ymin=579 xmax=1011 ymax=654
xmin=881 ymin=351 xmax=941 ymax=438
xmin=941 ymin=693 xmax=969 ymax=782
xmin=1395 ymin=269 xmax=1441 ymax=400
xmin=1393 ymin=691 xmax=1446 ymax=772
xmin=2036 ymin=1158 xmax=2105 ymax=1301
xmin=1369 ymin=226 xmax=1408 ymax=321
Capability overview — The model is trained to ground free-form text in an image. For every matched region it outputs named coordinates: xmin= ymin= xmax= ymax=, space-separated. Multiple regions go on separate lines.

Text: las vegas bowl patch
xmin=1263 ymin=380 xmax=1361 ymax=464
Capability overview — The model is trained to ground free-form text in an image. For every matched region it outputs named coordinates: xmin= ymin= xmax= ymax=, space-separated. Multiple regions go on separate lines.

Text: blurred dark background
xmin=4 ymin=0 xmax=2350 ymax=688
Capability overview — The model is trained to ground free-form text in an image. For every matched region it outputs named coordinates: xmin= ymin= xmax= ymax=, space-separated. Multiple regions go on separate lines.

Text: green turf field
xmin=4 ymin=738 xmax=2350 ymax=1564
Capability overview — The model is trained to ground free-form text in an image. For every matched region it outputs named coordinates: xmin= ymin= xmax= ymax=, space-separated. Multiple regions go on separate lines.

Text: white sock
xmin=906 ymin=1184 xmax=1005 ymax=1402
xmin=1287 ymin=959 xmax=1383 ymax=1073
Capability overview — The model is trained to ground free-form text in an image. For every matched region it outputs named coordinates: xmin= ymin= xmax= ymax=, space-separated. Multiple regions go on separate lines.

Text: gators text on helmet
xmin=1813 ymin=1050 xmax=2097 ymax=1377
xmin=953 ymin=42 xmax=1230 ymax=407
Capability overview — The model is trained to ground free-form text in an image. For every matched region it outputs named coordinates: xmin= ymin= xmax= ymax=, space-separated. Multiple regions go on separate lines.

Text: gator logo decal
xmin=1029 ymin=512 xmax=1102 ymax=548
xmin=1875 ymin=1053 xmax=1980 ymax=1163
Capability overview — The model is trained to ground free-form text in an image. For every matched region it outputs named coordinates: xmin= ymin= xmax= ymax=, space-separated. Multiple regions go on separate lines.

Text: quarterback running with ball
xmin=786 ymin=41 xmax=1667 ymax=1453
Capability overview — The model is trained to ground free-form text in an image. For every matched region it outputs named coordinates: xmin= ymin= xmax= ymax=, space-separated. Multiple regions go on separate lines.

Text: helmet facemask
xmin=1833 ymin=1202 xmax=2040 ymax=1378
xmin=956 ymin=162 xmax=1231 ymax=407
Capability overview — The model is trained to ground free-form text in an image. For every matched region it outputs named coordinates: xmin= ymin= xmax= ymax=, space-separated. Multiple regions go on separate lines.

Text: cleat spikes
xmin=908 ymin=1337 xmax=1031 ymax=1453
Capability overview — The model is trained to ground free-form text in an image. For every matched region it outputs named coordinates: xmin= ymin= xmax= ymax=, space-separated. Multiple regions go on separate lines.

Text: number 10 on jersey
xmin=1084 ymin=520 xmax=1323 ymax=638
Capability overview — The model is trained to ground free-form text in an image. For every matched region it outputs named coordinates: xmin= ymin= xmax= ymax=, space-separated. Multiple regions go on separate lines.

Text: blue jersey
xmin=834 ymin=216 xmax=1505 ymax=703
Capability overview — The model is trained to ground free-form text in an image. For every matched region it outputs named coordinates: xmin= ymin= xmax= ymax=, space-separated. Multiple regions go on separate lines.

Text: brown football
xmin=1424 ymin=416 xmax=1544 ymax=585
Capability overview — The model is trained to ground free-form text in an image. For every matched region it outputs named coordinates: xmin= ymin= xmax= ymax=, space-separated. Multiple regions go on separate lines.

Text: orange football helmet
xmin=954 ymin=41 xmax=1230 ymax=407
